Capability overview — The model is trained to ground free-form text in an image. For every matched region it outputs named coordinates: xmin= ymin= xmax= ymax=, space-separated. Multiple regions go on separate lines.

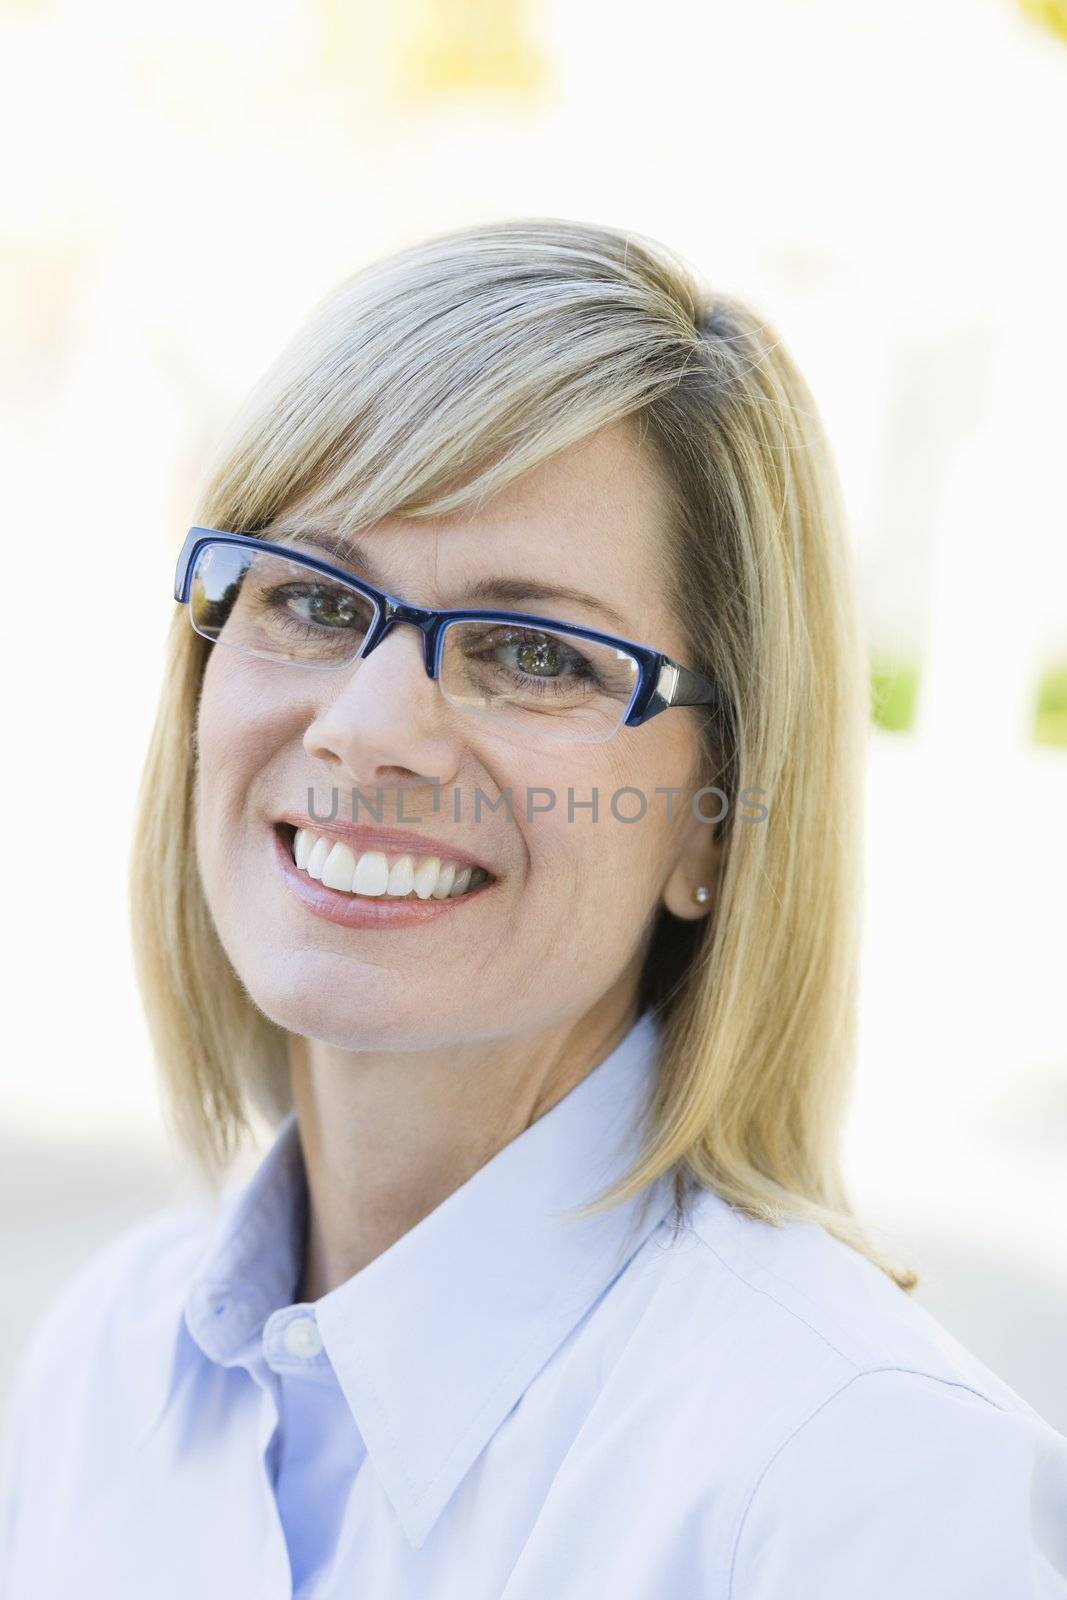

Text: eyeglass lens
xmin=188 ymin=544 xmax=641 ymax=744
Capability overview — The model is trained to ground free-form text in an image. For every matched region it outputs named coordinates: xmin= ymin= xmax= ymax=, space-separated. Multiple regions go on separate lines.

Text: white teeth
xmin=352 ymin=850 xmax=389 ymax=896
xmin=306 ymin=836 xmax=331 ymax=880
xmin=386 ymin=855 xmax=415 ymax=896
xmin=431 ymin=862 xmax=457 ymax=899
xmin=283 ymin=827 xmax=487 ymax=902
xmin=321 ymin=842 xmax=356 ymax=891
xmin=412 ymin=856 xmax=441 ymax=900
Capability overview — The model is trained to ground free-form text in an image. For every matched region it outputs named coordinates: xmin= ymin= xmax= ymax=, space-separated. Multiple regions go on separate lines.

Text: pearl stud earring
xmin=691 ymin=885 xmax=711 ymax=906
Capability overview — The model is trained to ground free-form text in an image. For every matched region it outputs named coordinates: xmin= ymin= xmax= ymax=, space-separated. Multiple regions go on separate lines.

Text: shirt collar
xmin=174 ymin=1009 xmax=678 ymax=1547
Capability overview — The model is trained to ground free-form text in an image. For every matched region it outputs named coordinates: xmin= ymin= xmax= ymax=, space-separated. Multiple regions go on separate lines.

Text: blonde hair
xmin=129 ymin=217 xmax=918 ymax=1292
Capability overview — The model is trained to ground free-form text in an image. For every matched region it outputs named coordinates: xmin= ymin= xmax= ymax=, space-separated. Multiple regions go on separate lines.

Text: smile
xmin=286 ymin=826 xmax=492 ymax=901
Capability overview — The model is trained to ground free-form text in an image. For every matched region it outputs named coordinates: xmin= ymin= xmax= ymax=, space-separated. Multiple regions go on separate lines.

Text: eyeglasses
xmin=173 ymin=528 xmax=728 ymax=747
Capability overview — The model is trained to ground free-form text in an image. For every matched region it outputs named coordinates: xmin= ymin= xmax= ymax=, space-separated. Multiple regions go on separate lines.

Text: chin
xmin=235 ymin=961 xmax=458 ymax=1054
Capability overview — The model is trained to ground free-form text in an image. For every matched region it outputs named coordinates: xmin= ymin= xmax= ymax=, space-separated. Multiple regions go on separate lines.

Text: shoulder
xmin=0 ymin=1192 xmax=225 ymax=1583
xmin=727 ymin=1368 xmax=1067 ymax=1597
xmin=651 ymin=1183 xmax=1045 ymax=1416
xmin=1 ymin=1189 xmax=224 ymax=1501
xmin=631 ymin=1187 xmax=1067 ymax=1595
xmin=6 ymin=1192 xmax=220 ymax=1402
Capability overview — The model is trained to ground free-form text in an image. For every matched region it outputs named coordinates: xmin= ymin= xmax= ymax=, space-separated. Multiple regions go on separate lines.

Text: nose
xmin=301 ymin=620 xmax=461 ymax=785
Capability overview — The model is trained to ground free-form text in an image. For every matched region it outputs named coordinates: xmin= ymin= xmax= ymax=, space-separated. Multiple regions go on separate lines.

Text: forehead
xmin=275 ymin=420 xmax=677 ymax=637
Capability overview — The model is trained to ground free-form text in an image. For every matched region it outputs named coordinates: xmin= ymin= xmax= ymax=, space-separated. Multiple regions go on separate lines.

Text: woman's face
xmin=194 ymin=420 xmax=719 ymax=1051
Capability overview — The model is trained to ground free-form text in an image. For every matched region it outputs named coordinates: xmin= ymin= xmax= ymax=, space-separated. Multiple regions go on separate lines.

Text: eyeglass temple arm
xmin=628 ymin=659 xmax=729 ymax=726
xmin=664 ymin=660 xmax=729 ymax=709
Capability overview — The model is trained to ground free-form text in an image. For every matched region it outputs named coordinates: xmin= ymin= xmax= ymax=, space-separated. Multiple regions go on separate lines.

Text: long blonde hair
xmin=129 ymin=217 xmax=918 ymax=1292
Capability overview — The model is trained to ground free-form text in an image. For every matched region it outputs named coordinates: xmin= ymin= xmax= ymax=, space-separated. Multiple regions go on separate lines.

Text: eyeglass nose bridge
xmin=361 ymin=596 xmax=444 ymax=679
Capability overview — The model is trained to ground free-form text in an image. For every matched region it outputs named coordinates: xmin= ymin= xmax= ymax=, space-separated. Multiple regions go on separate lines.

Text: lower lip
xmin=271 ymin=825 xmax=495 ymax=930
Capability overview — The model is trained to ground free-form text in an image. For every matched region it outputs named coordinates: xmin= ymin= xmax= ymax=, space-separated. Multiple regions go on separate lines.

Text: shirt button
xmin=282 ymin=1315 xmax=324 ymax=1358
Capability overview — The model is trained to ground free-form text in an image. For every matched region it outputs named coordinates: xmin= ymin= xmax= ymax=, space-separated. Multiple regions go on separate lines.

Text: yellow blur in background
xmin=1 ymin=0 xmax=1065 ymax=1429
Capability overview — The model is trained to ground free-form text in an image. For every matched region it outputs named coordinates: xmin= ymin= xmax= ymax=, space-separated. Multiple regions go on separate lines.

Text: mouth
xmin=275 ymin=822 xmax=495 ymax=903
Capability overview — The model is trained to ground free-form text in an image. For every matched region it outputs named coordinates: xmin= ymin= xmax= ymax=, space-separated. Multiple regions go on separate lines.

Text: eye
xmin=460 ymin=626 xmax=593 ymax=678
xmin=490 ymin=628 xmax=594 ymax=681
xmin=265 ymin=582 xmax=367 ymax=630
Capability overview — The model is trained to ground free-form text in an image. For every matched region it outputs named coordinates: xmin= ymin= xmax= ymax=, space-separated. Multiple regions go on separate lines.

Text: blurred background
xmin=1 ymin=0 xmax=1065 ymax=1429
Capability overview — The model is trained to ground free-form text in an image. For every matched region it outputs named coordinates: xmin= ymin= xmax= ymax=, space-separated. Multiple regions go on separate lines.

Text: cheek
xmin=194 ymin=654 xmax=296 ymax=874
xmin=197 ymin=652 xmax=295 ymax=791
xmin=520 ymin=738 xmax=682 ymax=906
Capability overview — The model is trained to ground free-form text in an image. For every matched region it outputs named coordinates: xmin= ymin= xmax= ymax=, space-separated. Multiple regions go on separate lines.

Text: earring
xmin=691 ymin=885 xmax=711 ymax=906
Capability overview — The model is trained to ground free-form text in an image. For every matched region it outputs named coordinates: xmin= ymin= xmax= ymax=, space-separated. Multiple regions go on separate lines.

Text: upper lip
xmin=275 ymin=813 xmax=497 ymax=877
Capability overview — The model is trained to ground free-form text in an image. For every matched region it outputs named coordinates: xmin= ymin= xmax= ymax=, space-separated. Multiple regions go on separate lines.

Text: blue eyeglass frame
xmin=173 ymin=527 xmax=729 ymax=732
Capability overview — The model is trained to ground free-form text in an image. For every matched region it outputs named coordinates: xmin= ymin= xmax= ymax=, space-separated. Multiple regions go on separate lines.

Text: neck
xmin=289 ymin=983 xmax=644 ymax=1303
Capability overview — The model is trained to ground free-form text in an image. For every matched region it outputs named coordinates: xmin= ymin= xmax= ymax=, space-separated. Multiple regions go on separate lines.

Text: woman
xmin=2 ymin=218 xmax=1065 ymax=1599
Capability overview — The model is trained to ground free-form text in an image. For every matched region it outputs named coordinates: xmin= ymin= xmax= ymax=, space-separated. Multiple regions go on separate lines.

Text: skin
xmin=194 ymin=417 xmax=723 ymax=1302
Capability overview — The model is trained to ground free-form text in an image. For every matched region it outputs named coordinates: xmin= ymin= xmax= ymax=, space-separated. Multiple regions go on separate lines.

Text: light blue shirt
xmin=2 ymin=1009 xmax=1066 ymax=1598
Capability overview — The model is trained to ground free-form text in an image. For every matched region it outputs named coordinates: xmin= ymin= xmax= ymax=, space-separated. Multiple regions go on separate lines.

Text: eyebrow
xmin=269 ymin=523 xmax=633 ymax=634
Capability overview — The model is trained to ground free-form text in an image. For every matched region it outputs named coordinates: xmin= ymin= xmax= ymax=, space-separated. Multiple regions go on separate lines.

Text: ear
xmin=661 ymin=805 xmax=726 ymax=922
